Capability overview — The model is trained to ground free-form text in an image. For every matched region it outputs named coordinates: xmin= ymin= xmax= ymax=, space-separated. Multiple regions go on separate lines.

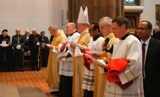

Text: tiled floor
xmin=0 ymin=68 xmax=57 ymax=97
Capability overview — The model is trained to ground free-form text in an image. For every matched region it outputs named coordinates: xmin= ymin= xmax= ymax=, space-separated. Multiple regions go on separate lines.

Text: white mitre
xmin=77 ymin=6 xmax=89 ymax=24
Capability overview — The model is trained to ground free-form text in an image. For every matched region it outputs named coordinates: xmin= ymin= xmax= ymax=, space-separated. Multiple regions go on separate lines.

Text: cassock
xmin=104 ymin=34 xmax=144 ymax=97
xmin=82 ymin=34 xmax=104 ymax=97
xmin=72 ymin=28 xmax=91 ymax=97
xmin=46 ymin=30 xmax=67 ymax=89
xmin=58 ymin=32 xmax=80 ymax=97
xmin=94 ymin=33 xmax=118 ymax=97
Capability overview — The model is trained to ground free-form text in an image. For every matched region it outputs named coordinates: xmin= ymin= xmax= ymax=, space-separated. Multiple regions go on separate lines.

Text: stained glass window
xmin=124 ymin=0 xmax=135 ymax=4
xmin=124 ymin=0 xmax=140 ymax=6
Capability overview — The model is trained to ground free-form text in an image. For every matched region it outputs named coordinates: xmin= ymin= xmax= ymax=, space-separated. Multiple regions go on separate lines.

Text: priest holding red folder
xmin=99 ymin=16 xmax=144 ymax=97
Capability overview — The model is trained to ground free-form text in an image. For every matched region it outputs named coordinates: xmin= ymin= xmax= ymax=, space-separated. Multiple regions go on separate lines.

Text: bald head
xmin=66 ymin=22 xmax=77 ymax=35
xmin=32 ymin=28 xmax=37 ymax=35
xmin=15 ymin=28 xmax=21 ymax=35
xmin=25 ymin=29 xmax=30 ymax=36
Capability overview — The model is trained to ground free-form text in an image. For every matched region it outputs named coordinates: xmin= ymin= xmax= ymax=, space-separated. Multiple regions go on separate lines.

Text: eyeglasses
xmin=100 ymin=25 xmax=109 ymax=30
xmin=137 ymin=28 xmax=148 ymax=31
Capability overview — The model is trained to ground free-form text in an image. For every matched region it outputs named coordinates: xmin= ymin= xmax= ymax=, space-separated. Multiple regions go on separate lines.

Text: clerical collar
xmin=69 ymin=31 xmax=77 ymax=36
xmin=120 ymin=33 xmax=130 ymax=40
xmin=93 ymin=34 xmax=103 ymax=41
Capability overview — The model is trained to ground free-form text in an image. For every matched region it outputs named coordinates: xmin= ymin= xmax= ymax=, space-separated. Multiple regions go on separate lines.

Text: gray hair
xmin=48 ymin=25 xmax=58 ymax=31
xmin=99 ymin=16 xmax=112 ymax=26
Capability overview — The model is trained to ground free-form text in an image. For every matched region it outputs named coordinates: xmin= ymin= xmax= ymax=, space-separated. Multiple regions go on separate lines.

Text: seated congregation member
xmin=24 ymin=29 xmax=30 ymax=52
xmin=101 ymin=16 xmax=143 ymax=97
xmin=58 ymin=22 xmax=80 ymax=97
xmin=28 ymin=28 xmax=41 ymax=71
xmin=40 ymin=31 xmax=49 ymax=67
xmin=0 ymin=29 xmax=12 ymax=71
xmin=137 ymin=20 xmax=160 ymax=97
xmin=82 ymin=22 xmax=104 ymax=97
xmin=12 ymin=28 xmax=25 ymax=71
xmin=46 ymin=25 xmax=67 ymax=96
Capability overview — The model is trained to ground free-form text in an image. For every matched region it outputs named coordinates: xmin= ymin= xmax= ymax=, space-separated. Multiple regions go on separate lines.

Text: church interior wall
xmin=0 ymin=0 xmax=160 ymax=38
xmin=140 ymin=0 xmax=160 ymax=29
xmin=0 ymin=0 xmax=68 ymax=38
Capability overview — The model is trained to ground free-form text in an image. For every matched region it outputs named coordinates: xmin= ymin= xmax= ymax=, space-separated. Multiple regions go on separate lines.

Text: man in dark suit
xmin=40 ymin=31 xmax=49 ymax=67
xmin=28 ymin=28 xmax=41 ymax=71
xmin=12 ymin=28 xmax=25 ymax=71
xmin=137 ymin=20 xmax=160 ymax=97
xmin=24 ymin=29 xmax=30 ymax=52
xmin=0 ymin=29 xmax=13 ymax=71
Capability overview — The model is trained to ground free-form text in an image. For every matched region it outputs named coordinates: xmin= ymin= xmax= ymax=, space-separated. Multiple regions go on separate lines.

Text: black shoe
xmin=14 ymin=69 xmax=18 ymax=72
xmin=36 ymin=67 xmax=39 ymax=71
xmin=31 ymin=68 xmax=35 ymax=71
xmin=51 ymin=91 xmax=59 ymax=96
xmin=20 ymin=68 xmax=24 ymax=72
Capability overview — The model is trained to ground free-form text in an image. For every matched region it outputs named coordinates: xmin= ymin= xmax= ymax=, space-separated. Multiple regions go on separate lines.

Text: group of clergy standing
xmin=45 ymin=6 xmax=160 ymax=97
xmin=0 ymin=5 xmax=159 ymax=97
xmin=0 ymin=28 xmax=50 ymax=72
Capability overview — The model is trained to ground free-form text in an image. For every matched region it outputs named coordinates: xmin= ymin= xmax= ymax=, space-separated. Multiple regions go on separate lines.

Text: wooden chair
xmin=23 ymin=51 xmax=31 ymax=69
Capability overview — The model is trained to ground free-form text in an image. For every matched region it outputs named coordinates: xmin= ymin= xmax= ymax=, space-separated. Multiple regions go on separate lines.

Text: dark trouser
xmin=143 ymin=79 xmax=148 ymax=97
xmin=59 ymin=75 xmax=72 ymax=97
xmin=0 ymin=53 xmax=7 ymax=71
xmin=30 ymin=49 xmax=38 ymax=70
xmin=14 ymin=49 xmax=23 ymax=70
xmin=41 ymin=49 xmax=49 ymax=67
xmin=143 ymin=78 xmax=160 ymax=97
xmin=0 ymin=47 xmax=12 ymax=71
xmin=84 ymin=90 xmax=94 ymax=97
xmin=0 ymin=58 xmax=8 ymax=71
